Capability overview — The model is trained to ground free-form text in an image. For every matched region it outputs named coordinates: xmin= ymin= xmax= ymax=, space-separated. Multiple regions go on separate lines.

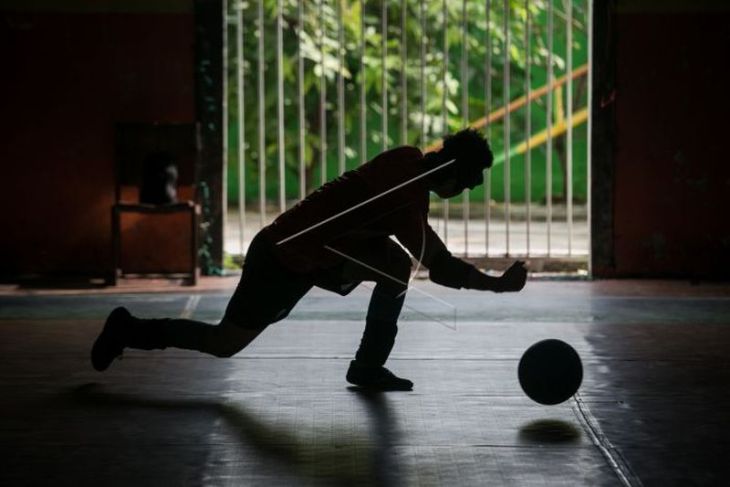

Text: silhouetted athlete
xmin=92 ymin=129 xmax=527 ymax=390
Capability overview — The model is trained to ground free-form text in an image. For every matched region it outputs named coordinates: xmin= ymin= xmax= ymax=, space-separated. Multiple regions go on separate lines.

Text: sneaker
xmin=91 ymin=307 xmax=131 ymax=371
xmin=346 ymin=360 xmax=413 ymax=391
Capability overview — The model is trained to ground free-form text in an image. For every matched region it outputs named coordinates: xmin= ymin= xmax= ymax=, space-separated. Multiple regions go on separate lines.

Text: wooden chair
xmin=110 ymin=123 xmax=201 ymax=286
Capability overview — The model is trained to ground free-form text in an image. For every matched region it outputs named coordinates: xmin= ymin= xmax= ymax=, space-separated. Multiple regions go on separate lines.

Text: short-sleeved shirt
xmin=260 ymin=146 xmax=448 ymax=274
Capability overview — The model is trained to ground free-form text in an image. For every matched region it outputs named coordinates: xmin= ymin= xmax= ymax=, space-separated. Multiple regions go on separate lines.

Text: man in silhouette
xmin=92 ymin=129 xmax=527 ymax=390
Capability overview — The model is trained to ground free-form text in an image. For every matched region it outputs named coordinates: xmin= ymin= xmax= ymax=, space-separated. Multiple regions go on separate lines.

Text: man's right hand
xmin=496 ymin=261 xmax=527 ymax=292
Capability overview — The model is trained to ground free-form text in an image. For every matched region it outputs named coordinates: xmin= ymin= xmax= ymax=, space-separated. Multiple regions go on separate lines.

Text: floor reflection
xmin=349 ymin=387 xmax=403 ymax=487
xmin=518 ymin=418 xmax=582 ymax=444
xmin=70 ymin=383 xmax=384 ymax=486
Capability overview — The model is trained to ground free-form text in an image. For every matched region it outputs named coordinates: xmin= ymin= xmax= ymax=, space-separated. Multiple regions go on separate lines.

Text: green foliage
xmin=226 ymin=0 xmax=589 ymax=203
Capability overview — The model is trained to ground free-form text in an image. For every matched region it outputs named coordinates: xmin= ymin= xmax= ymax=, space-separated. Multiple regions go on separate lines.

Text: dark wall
xmin=593 ymin=1 xmax=730 ymax=278
xmin=0 ymin=2 xmax=195 ymax=276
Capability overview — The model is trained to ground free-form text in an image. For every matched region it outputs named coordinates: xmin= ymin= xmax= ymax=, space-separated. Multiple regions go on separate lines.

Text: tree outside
xmin=224 ymin=0 xmax=589 ymax=207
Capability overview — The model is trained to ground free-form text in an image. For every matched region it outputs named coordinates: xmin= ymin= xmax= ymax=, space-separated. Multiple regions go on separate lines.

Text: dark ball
xmin=518 ymin=339 xmax=583 ymax=405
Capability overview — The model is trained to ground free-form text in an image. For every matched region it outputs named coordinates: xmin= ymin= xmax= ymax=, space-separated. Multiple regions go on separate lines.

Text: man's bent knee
xmin=378 ymin=252 xmax=411 ymax=293
xmin=207 ymin=320 xmax=265 ymax=358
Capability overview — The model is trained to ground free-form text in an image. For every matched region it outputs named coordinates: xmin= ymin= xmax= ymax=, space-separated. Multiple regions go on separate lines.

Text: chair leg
xmin=110 ymin=206 xmax=121 ymax=286
xmin=187 ymin=206 xmax=200 ymax=286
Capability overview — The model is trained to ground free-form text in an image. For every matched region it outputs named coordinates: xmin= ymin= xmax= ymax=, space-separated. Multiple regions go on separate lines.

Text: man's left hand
xmin=496 ymin=261 xmax=527 ymax=292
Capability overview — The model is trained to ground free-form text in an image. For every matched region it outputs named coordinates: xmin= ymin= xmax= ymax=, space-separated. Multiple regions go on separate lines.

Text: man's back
xmin=261 ymin=146 xmax=433 ymax=273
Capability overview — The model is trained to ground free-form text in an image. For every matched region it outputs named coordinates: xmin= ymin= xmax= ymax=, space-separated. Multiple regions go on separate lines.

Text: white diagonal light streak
xmin=180 ymin=295 xmax=201 ymax=319
xmin=396 ymin=213 xmax=426 ymax=299
xmin=324 ymin=245 xmax=457 ymax=330
xmin=276 ymin=158 xmax=456 ymax=245
xmin=360 ymin=281 xmax=457 ymax=330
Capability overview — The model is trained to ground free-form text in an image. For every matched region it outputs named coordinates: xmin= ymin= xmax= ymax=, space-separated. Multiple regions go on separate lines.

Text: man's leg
xmin=91 ymin=308 xmax=251 ymax=371
xmin=99 ymin=309 xmax=265 ymax=358
xmin=92 ymin=233 xmax=313 ymax=371
xmin=335 ymin=239 xmax=414 ymax=390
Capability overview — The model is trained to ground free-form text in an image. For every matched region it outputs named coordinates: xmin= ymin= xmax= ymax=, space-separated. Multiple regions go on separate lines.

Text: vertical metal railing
xmin=587 ymin=0 xmax=593 ymax=275
xmin=524 ymin=0 xmax=531 ymax=255
xmin=419 ymin=0 xmax=426 ymax=146
xmin=222 ymin=0 xmax=229 ymax=245
xmin=276 ymin=0 xmax=285 ymax=213
xmin=297 ymin=0 xmax=305 ymax=200
xmin=236 ymin=3 xmax=245 ymax=251
xmin=257 ymin=0 xmax=266 ymax=226
xmin=484 ymin=0 xmax=492 ymax=255
xmin=226 ymin=0 xmax=591 ymax=265
xmin=400 ymin=0 xmax=408 ymax=145
xmin=546 ymin=0 xmax=554 ymax=256
xmin=337 ymin=0 xmax=345 ymax=175
xmin=442 ymin=0 xmax=449 ymax=246
xmin=360 ymin=0 xmax=367 ymax=165
xmin=503 ymin=0 xmax=510 ymax=256
xmin=381 ymin=0 xmax=388 ymax=152
xmin=461 ymin=0 xmax=469 ymax=256
xmin=566 ymin=0 xmax=574 ymax=256
xmin=319 ymin=0 xmax=327 ymax=186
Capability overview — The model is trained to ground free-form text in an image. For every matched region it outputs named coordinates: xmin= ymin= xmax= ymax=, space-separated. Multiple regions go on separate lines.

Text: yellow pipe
xmin=424 ymin=63 xmax=589 ymax=153
xmin=491 ymin=107 xmax=588 ymax=165
xmin=554 ymin=85 xmax=565 ymax=125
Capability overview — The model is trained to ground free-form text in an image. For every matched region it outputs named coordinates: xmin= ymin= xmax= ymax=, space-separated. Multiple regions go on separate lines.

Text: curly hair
xmin=426 ymin=128 xmax=493 ymax=186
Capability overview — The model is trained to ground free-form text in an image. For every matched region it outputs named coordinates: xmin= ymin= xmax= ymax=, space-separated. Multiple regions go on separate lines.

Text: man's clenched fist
xmin=496 ymin=261 xmax=527 ymax=292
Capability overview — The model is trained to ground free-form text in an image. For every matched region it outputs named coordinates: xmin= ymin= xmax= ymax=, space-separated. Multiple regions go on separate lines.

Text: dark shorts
xmin=223 ymin=232 xmax=411 ymax=330
xmin=222 ymin=232 xmax=358 ymax=330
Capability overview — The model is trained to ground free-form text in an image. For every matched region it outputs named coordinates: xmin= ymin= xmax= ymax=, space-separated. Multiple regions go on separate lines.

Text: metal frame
xmin=225 ymin=0 xmax=593 ymax=269
xmin=591 ymin=0 xmax=615 ymax=275
xmin=502 ymin=0 xmax=510 ymax=256
xmin=236 ymin=1 xmax=246 ymax=253
xmin=257 ymin=0 xmax=266 ymax=225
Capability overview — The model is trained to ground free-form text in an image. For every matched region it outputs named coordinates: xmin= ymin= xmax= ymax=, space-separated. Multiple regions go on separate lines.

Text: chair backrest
xmin=114 ymin=123 xmax=199 ymax=203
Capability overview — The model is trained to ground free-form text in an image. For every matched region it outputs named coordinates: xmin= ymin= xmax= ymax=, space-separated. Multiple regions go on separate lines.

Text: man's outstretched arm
xmin=428 ymin=248 xmax=527 ymax=293
xmin=394 ymin=216 xmax=527 ymax=293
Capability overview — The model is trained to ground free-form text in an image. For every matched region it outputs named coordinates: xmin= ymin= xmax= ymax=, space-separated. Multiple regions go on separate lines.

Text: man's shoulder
xmin=364 ymin=146 xmax=425 ymax=179
xmin=374 ymin=145 xmax=424 ymax=163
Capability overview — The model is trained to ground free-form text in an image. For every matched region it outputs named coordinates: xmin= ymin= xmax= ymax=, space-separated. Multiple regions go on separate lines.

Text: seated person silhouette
xmin=92 ymin=129 xmax=527 ymax=390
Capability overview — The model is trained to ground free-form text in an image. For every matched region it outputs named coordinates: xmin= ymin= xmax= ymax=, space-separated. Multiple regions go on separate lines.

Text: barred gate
xmin=223 ymin=0 xmax=592 ymax=271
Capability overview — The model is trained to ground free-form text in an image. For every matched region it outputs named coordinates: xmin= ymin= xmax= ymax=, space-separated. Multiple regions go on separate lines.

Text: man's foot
xmin=91 ymin=307 xmax=131 ymax=371
xmin=346 ymin=360 xmax=413 ymax=391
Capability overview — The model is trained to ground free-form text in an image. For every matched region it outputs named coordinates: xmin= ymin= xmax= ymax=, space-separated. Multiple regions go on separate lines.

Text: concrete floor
xmin=1 ymin=280 xmax=729 ymax=485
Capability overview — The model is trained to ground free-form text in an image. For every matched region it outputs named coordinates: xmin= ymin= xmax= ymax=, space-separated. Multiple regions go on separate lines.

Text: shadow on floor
xmin=518 ymin=418 xmax=582 ymax=444
xmin=69 ymin=383 xmax=403 ymax=486
xmin=348 ymin=387 xmax=403 ymax=486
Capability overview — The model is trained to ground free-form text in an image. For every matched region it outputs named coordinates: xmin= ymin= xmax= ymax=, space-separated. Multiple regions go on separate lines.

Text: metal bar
xmin=111 ymin=207 xmax=120 ymax=285
xmin=503 ymin=0 xmax=510 ymax=256
xmin=461 ymin=0 xmax=469 ymax=256
xmin=190 ymin=206 xmax=199 ymax=285
xmin=319 ymin=0 xmax=327 ymax=185
xmin=338 ymin=0 xmax=345 ymax=174
xmin=298 ymin=0 xmax=305 ymax=199
xmin=587 ymin=0 xmax=593 ymax=274
xmin=223 ymin=0 xmax=229 ymax=245
xmin=546 ymin=0 xmax=553 ymax=256
xmin=524 ymin=0 xmax=531 ymax=256
xmin=401 ymin=0 xmax=407 ymax=145
xmin=442 ymin=0 xmax=449 ymax=245
xmin=236 ymin=3 xmax=246 ymax=253
xmin=420 ymin=0 xmax=426 ymax=147
xmin=360 ymin=0 xmax=367 ymax=164
xmin=566 ymin=0 xmax=574 ymax=255
xmin=277 ymin=0 xmax=285 ymax=213
xmin=484 ymin=0 xmax=491 ymax=255
xmin=258 ymin=0 xmax=266 ymax=226
xmin=382 ymin=0 xmax=388 ymax=151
